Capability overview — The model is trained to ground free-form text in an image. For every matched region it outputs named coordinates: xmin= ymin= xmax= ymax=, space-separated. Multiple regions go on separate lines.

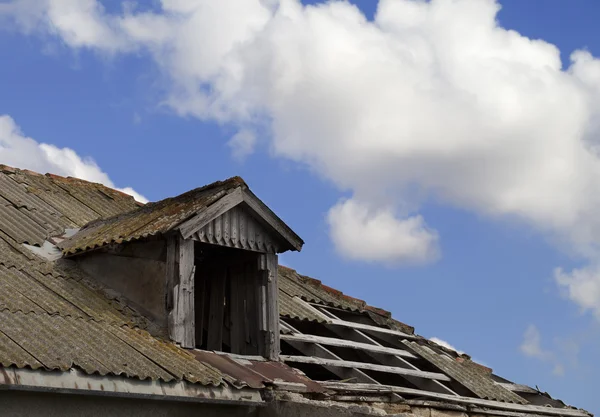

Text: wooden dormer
xmin=59 ymin=178 xmax=303 ymax=360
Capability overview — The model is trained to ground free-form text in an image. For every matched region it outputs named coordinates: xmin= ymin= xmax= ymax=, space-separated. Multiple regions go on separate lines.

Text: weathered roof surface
xmin=278 ymin=265 xmax=414 ymax=334
xmin=0 ymin=167 xmax=229 ymax=387
xmin=404 ymin=340 xmax=526 ymax=404
xmin=0 ymin=165 xmax=590 ymax=415
xmin=59 ymin=177 xmax=244 ymax=255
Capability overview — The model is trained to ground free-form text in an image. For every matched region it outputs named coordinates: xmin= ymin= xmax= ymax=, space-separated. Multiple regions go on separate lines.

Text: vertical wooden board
xmin=177 ymin=238 xmax=195 ymax=348
xmin=229 ymin=264 xmax=244 ymax=354
xmin=231 ymin=206 xmax=239 ymax=248
xmin=239 ymin=210 xmax=247 ymax=248
xmin=215 ymin=215 xmax=222 ymax=244
xmin=245 ymin=260 xmax=260 ymax=355
xmin=247 ymin=217 xmax=255 ymax=250
xmin=223 ymin=211 xmax=230 ymax=245
xmin=207 ymin=221 xmax=214 ymax=243
xmin=165 ymin=235 xmax=177 ymax=311
xmin=265 ymin=253 xmax=280 ymax=360
xmin=207 ymin=267 xmax=226 ymax=351
xmin=195 ymin=266 xmax=206 ymax=348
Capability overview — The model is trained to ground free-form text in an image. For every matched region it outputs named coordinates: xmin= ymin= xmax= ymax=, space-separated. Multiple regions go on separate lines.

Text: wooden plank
xmin=176 ymin=237 xmax=195 ymax=348
xmin=316 ymin=306 xmax=458 ymax=396
xmin=178 ymin=188 xmax=244 ymax=239
xmin=318 ymin=382 xmax=591 ymax=417
xmin=229 ymin=264 xmax=244 ymax=354
xmin=327 ymin=318 xmax=416 ymax=340
xmin=207 ymin=266 xmax=226 ymax=351
xmin=265 ymin=253 xmax=279 ymax=361
xmin=245 ymin=260 xmax=260 ymax=355
xmin=280 ymin=356 xmax=451 ymax=381
xmin=281 ymin=334 xmax=417 ymax=359
xmin=242 ymin=189 xmax=304 ymax=251
xmin=195 ymin=267 xmax=207 ymax=347
xmin=165 ymin=235 xmax=177 ymax=313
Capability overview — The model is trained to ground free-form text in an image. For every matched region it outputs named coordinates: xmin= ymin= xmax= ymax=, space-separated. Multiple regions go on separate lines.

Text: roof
xmin=0 ymin=165 xmax=591 ymax=416
xmin=58 ymin=176 xmax=303 ymax=255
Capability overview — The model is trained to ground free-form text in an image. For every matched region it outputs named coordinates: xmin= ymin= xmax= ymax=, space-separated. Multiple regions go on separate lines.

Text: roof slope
xmin=0 ymin=165 xmax=590 ymax=416
xmin=0 ymin=167 xmax=229 ymax=386
xmin=58 ymin=177 xmax=244 ymax=255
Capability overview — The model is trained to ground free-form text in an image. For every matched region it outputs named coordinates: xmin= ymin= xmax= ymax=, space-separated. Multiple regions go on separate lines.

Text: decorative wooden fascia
xmin=176 ymin=186 xmax=304 ymax=253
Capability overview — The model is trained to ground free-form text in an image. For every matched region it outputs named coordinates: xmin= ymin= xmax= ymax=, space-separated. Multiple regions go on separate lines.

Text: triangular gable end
xmin=176 ymin=187 xmax=303 ymax=253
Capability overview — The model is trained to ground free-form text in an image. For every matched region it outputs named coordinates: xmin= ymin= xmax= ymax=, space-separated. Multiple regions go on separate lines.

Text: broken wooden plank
xmin=280 ymin=356 xmax=451 ymax=381
xmin=280 ymin=334 xmax=417 ymax=359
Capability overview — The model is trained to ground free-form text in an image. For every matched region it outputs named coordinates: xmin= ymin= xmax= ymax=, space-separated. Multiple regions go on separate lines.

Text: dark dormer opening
xmin=61 ymin=178 xmax=303 ymax=361
xmin=193 ymin=243 xmax=266 ymax=355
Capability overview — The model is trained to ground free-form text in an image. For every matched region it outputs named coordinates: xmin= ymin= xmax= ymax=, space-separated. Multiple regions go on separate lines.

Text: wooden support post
xmin=259 ymin=253 xmax=279 ymax=360
xmin=167 ymin=235 xmax=195 ymax=348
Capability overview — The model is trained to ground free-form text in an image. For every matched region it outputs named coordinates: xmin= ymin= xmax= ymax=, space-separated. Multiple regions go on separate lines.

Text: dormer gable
xmin=59 ymin=177 xmax=303 ymax=360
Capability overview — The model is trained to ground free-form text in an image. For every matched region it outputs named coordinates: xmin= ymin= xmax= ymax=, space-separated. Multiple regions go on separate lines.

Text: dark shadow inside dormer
xmin=193 ymin=242 xmax=263 ymax=355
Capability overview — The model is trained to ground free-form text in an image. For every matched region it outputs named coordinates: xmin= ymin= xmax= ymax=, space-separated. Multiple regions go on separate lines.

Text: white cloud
xmin=328 ymin=199 xmax=439 ymax=264
xmin=0 ymin=115 xmax=147 ymax=203
xmin=228 ymin=129 xmax=257 ymax=161
xmin=4 ymin=0 xmax=600 ymax=295
xmin=520 ymin=324 xmax=564 ymax=376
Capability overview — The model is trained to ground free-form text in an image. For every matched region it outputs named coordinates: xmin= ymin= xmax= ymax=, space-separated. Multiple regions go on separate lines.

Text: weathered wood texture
xmin=178 ymin=188 xmax=243 ymax=239
xmin=192 ymin=204 xmax=280 ymax=253
xmin=319 ymin=382 xmax=591 ymax=417
xmin=167 ymin=236 xmax=195 ymax=348
xmin=280 ymin=334 xmax=417 ymax=359
xmin=280 ymin=355 xmax=452 ymax=381
xmin=259 ymin=253 xmax=280 ymax=360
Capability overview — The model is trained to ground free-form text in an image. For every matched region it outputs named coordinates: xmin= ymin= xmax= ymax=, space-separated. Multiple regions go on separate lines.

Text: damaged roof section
xmin=0 ymin=165 xmax=592 ymax=416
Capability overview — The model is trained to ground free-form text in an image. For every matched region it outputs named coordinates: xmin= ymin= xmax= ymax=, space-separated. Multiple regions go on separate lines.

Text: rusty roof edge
xmin=0 ymin=366 xmax=264 ymax=406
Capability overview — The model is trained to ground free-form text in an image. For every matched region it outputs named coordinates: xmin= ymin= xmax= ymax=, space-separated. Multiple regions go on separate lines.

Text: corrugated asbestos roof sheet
xmin=404 ymin=341 xmax=526 ymax=404
xmin=0 ymin=166 xmax=230 ymax=387
xmin=278 ymin=266 xmax=414 ymax=334
xmin=58 ymin=177 xmax=246 ymax=255
xmin=0 ymin=165 xmax=587 ymax=413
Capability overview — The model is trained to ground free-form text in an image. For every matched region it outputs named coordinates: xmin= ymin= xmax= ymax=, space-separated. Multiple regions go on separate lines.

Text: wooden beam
xmin=327 ymin=318 xmax=417 ymax=340
xmin=281 ymin=355 xmax=451 ymax=381
xmin=178 ymin=238 xmax=195 ymax=348
xmin=313 ymin=305 xmax=458 ymax=396
xmin=178 ymin=188 xmax=244 ymax=239
xmin=318 ymin=382 xmax=591 ymax=417
xmin=259 ymin=253 xmax=280 ymax=360
xmin=280 ymin=334 xmax=416 ymax=359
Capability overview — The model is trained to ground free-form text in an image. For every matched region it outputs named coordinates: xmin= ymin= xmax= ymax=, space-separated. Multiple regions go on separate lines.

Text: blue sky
xmin=1 ymin=0 xmax=599 ymax=413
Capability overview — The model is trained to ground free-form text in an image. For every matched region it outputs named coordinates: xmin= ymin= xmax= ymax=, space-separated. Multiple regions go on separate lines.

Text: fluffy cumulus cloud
xmin=4 ymin=0 xmax=600 ymax=312
xmin=0 ymin=115 xmax=147 ymax=202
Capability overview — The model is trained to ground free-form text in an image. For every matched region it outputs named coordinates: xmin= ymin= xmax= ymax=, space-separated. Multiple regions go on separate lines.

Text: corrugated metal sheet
xmin=59 ymin=178 xmax=244 ymax=255
xmin=404 ymin=341 xmax=526 ymax=404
